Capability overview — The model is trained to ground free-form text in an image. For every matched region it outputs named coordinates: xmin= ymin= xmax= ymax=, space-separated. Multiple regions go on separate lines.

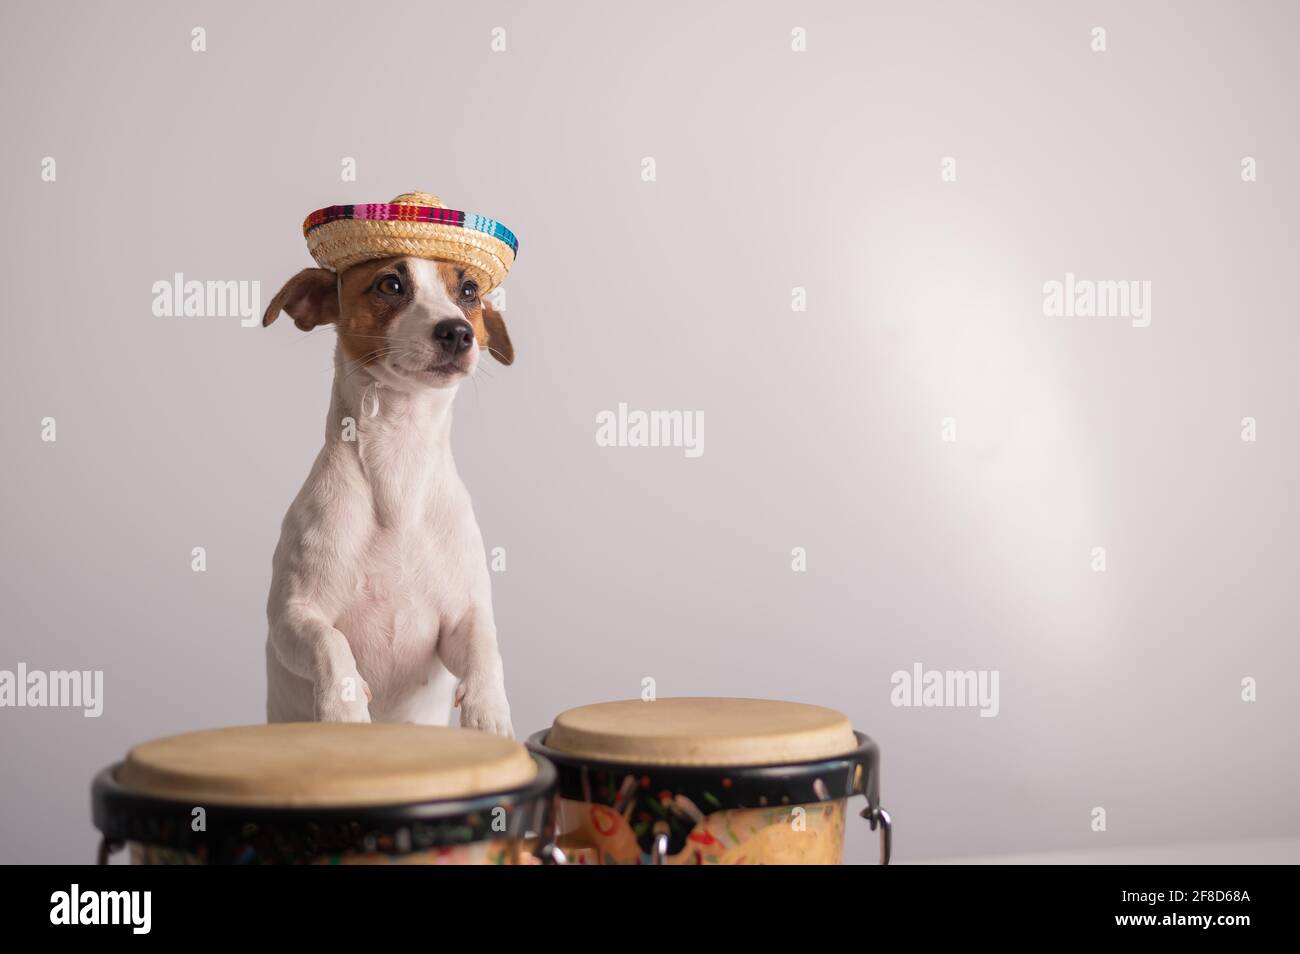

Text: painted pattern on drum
xmin=129 ymin=839 xmax=533 ymax=865
xmin=556 ymin=800 xmax=846 ymax=865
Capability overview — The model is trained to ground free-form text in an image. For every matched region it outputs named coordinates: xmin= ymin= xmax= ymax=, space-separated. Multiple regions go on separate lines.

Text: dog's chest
xmin=311 ymin=398 xmax=483 ymax=690
xmin=337 ymin=468 xmax=476 ymax=662
xmin=336 ymin=529 xmax=470 ymax=702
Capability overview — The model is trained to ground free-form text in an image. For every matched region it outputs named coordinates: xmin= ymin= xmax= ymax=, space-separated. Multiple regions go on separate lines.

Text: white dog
xmin=261 ymin=256 xmax=514 ymax=736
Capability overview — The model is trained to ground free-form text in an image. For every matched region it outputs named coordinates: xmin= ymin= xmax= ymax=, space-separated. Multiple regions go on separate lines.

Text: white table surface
xmin=906 ymin=836 xmax=1300 ymax=865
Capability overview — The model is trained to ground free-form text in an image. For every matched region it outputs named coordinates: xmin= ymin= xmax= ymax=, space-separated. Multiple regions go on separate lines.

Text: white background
xmin=0 ymin=1 xmax=1296 ymax=863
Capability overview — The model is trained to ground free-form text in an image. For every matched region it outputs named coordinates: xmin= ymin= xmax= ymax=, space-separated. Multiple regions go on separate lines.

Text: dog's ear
xmin=482 ymin=300 xmax=514 ymax=365
xmin=262 ymin=268 xmax=339 ymax=330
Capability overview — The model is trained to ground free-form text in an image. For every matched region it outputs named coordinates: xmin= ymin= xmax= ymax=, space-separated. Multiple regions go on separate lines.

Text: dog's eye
xmin=459 ymin=281 xmax=478 ymax=301
xmin=377 ymin=276 xmax=403 ymax=296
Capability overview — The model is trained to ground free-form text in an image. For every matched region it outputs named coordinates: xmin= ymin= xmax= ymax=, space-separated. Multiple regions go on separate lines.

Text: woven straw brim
xmin=307 ymin=219 xmax=516 ymax=291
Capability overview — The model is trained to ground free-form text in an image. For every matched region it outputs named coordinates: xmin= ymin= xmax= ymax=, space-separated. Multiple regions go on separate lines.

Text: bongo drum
xmin=91 ymin=723 xmax=556 ymax=865
xmin=527 ymin=697 xmax=891 ymax=865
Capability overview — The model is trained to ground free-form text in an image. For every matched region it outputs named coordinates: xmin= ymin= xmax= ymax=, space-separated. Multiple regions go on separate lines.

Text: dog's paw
xmin=457 ymin=675 xmax=513 ymax=738
xmin=314 ymin=674 xmax=372 ymax=723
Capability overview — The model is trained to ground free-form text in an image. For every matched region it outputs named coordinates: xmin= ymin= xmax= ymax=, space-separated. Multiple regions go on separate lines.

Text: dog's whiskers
xmin=290 ymin=328 xmax=391 ymax=346
xmin=340 ymin=348 xmax=405 ymax=382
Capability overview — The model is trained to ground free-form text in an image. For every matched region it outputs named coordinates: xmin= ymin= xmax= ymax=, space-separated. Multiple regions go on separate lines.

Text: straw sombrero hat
xmin=302 ymin=191 xmax=518 ymax=292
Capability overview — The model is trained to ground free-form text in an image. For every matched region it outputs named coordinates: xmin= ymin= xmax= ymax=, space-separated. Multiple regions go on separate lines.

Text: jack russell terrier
xmin=261 ymin=256 xmax=515 ymax=736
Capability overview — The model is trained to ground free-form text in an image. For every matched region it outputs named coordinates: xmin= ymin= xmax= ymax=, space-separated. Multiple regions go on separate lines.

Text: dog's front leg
xmin=439 ymin=604 xmax=513 ymax=737
xmin=269 ymin=602 xmax=371 ymax=723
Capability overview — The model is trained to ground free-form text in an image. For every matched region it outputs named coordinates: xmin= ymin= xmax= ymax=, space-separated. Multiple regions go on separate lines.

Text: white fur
xmin=265 ymin=259 xmax=512 ymax=735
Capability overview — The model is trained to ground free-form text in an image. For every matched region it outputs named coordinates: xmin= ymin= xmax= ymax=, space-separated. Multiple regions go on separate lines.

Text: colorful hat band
xmin=303 ymin=204 xmax=518 ymax=255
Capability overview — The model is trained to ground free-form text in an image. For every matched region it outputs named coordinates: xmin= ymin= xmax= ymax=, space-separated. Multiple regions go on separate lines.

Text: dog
xmin=261 ymin=256 xmax=515 ymax=736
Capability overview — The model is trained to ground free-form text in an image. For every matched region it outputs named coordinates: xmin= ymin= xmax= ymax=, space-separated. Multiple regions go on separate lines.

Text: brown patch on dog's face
xmin=334 ymin=257 xmax=414 ymax=363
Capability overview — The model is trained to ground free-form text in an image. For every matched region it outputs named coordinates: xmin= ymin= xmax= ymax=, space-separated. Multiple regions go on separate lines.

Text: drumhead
xmin=545 ymin=697 xmax=859 ymax=766
xmin=117 ymin=723 xmax=537 ymax=807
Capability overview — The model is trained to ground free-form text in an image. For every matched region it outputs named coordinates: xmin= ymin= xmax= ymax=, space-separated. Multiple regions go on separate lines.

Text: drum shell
xmin=527 ymin=729 xmax=883 ymax=866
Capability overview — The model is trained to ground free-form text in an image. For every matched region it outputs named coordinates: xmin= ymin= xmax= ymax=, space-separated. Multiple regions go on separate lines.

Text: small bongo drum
xmin=91 ymin=723 xmax=555 ymax=865
xmin=527 ymin=697 xmax=891 ymax=865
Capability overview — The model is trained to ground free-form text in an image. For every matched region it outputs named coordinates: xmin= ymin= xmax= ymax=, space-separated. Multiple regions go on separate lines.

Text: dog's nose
xmin=433 ymin=318 xmax=475 ymax=354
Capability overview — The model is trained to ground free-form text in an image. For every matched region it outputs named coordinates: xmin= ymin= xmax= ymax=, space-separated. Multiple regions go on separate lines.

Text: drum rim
xmin=92 ymin=752 xmax=557 ymax=860
xmin=528 ymin=728 xmax=876 ymax=773
xmin=527 ymin=729 xmax=880 ymax=802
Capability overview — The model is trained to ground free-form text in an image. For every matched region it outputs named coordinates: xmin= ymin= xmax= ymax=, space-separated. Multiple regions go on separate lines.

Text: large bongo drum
xmin=527 ymin=697 xmax=891 ymax=865
xmin=92 ymin=723 xmax=555 ymax=865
